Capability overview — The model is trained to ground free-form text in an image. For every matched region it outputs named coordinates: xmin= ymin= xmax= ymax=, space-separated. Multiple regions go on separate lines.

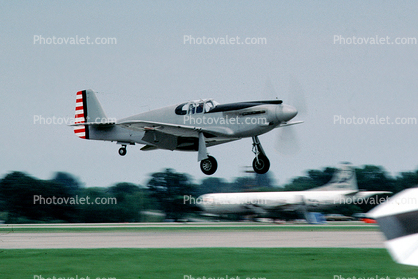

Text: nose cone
xmin=276 ymin=104 xmax=298 ymax=122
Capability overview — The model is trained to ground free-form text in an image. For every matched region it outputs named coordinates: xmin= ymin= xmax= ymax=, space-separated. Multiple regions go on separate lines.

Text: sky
xmin=1 ymin=1 xmax=418 ymax=188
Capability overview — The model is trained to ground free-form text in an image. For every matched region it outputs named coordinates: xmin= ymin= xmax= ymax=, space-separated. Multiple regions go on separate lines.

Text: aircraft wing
xmin=117 ymin=120 xmax=202 ymax=137
xmin=117 ymin=120 xmax=238 ymax=139
xmin=368 ymin=188 xmax=418 ymax=266
xmin=354 ymin=191 xmax=392 ymax=199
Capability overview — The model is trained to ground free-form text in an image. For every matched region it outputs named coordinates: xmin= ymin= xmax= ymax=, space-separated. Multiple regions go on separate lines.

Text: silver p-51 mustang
xmin=72 ymin=89 xmax=302 ymax=175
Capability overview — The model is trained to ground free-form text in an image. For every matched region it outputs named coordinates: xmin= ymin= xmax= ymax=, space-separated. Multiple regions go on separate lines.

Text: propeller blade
xmin=276 ymin=125 xmax=300 ymax=155
xmin=289 ymin=76 xmax=307 ymax=116
xmin=261 ymin=76 xmax=305 ymax=155
xmin=262 ymin=77 xmax=278 ymax=97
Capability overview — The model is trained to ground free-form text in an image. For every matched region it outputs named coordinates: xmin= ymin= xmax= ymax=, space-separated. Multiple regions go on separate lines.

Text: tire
xmin=252 ymin=155 xmax=270 ymax=174
xmin=118 ymin=147 xmax=127 ymax=156
xmin=200 ymin=156 xmax=218 ymax=175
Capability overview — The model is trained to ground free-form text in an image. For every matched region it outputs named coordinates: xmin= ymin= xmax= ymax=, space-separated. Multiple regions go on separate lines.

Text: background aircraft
xmin=72 ymin=89 xmax=302 ymax=175
xmin=368 ymin=187 xmax=418 ymax=267
xmin=197 ymin=163 xmax=391 ymax=220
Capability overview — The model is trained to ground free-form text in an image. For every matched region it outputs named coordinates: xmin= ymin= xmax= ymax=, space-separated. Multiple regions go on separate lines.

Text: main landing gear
xmin=198 ymin=136 xmax=270 ymax=176
xmin=198 ymin=132 xmax=218 ymax=175
xmin=200 ymin=155 xmax=218 ymax=175
xmin=251 ymin=136 xmax=270 ymax=174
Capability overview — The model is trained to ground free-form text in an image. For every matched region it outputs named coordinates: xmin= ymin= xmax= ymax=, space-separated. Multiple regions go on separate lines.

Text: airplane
xmin=368 ymin=187 xmax=418 ymax=266
xmin=196 ymin=163 xmax=392 ymax=220
xmin=71 ymin=89 xmax=302 ymax=175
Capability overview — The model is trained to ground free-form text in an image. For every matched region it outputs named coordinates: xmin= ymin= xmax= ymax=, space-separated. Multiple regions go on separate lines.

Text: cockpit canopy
xmin=175 ymin=99 xmax=219 ymax=115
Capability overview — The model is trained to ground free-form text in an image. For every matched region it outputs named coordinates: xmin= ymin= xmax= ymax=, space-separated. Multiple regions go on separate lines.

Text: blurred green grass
xmin=1 ymin=248 xmax=417 ymax=279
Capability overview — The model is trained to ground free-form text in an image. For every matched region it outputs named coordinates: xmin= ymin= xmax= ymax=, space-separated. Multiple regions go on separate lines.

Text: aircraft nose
xmin=276 ymin=104 xmax=298 ymax=122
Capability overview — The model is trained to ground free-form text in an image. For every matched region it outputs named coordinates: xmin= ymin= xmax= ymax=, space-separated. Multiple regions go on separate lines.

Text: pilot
xmin=189 ymin=104 xmax=195 ymax=114
xmin=196 ymin=103 xmax=204 ymax=113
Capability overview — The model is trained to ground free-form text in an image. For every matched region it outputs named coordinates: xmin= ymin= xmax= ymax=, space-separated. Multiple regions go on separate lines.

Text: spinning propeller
xmin=263 ymin=77 xmax=307 ymax=155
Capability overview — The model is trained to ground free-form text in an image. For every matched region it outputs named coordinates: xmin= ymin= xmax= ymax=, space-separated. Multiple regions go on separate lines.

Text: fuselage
xmin=104 ymin=99 xmax=298 ymax=150
xmin=197 ymin=190 xmax=356 ymax=214
xmin=120 ymin=100 xmax=296 ymax=139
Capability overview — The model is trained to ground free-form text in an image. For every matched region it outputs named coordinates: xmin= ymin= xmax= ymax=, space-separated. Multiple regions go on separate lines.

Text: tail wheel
xmin=200 ymin=156 xmax=218 ymax=175
xmin=252 ymin=155 xmax=270 ymax=174
xmin=118 ymin=147 xmax=127 ymax=156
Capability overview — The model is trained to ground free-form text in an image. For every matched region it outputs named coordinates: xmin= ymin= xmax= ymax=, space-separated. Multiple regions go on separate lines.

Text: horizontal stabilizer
xmin=70 ymin=122 xmax=115 ymax=127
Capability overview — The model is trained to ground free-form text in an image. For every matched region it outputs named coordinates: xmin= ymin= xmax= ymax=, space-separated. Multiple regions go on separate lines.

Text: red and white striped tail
xmin=74 ymin=91 xmax=87 ymax=139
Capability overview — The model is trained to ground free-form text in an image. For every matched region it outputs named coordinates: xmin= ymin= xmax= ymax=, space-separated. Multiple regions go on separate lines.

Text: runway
xmin=0 ymin=230 xmax=385 ymax=249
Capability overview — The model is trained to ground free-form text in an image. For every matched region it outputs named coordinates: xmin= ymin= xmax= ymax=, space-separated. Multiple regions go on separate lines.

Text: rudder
xmin=74 ymin=89 xmax=108 ymax=139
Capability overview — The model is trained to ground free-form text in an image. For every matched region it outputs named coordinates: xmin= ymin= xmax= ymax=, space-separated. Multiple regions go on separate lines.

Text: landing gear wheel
xmin=118 ymin=146 xmax=127 ymax=156
xmin=252 ymin=155 xmax=270 ymax=174
xmin=200 ymin=156 xmax=218 ymax=175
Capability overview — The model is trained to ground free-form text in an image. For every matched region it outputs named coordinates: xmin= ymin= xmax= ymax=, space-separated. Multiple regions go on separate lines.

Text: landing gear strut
xmin=198 ymin=132 xmax=218 ymax=175
xmin=252 ymin=136 xmax=270 ymax=174
xmin=118 ymin=145 xmax=127 ymax=156
xmin=200 ymin=155 xmax=217 ymax=175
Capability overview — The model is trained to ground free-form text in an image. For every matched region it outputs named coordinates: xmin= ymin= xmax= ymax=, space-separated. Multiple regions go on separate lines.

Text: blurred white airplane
xmin=368 ymin=187 xmax=418 ymax=266
xmin=197 ymin=163 xmax=391 ymax=220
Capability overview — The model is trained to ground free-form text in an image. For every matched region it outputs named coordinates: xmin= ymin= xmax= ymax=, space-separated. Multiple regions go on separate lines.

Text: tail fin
xmin=311 ymin=162 xmax=358 ymax=191
xmin=74 ymin=89 xmax=108 ymax=139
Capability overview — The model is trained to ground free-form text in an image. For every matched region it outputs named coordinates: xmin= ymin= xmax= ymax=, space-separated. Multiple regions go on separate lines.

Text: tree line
xmin=0 ymin=165 xmax=417 ymax=223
